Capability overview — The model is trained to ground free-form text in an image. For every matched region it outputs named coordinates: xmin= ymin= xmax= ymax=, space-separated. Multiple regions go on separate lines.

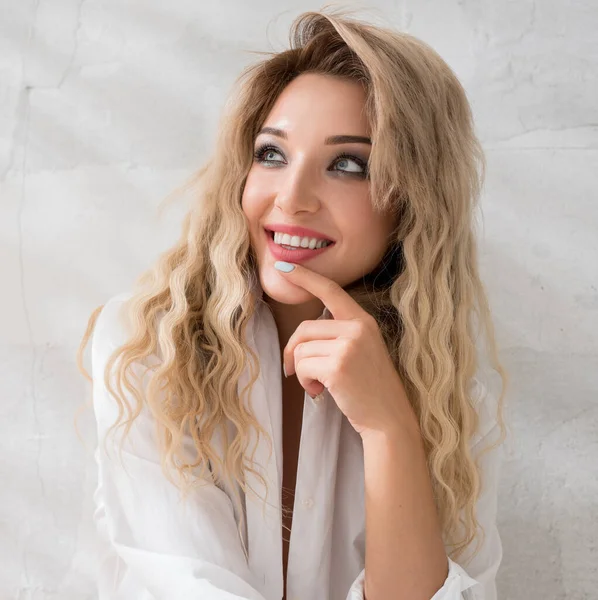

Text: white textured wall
xmin=1 ymin=1 xmax=596 ymax=599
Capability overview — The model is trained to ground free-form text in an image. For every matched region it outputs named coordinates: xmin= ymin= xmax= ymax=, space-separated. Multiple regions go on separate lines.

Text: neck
xmin=265 ymin=295 xmax=325 ymax=352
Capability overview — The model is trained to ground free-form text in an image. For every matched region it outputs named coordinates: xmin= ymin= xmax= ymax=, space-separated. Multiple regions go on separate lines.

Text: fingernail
xmin=283 ymin=364 xmax=287 ymax=378
xmin=274 ymin=261 xmax=295 ymax=272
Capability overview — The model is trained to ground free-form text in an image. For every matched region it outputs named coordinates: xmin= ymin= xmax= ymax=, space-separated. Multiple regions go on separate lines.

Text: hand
xmin=277 ymin=261 xmax=419 ymax=438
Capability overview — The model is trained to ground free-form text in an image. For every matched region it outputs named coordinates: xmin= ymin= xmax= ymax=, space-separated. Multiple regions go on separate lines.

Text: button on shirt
xmin=91 ymin=291 xmax=505 ymax=600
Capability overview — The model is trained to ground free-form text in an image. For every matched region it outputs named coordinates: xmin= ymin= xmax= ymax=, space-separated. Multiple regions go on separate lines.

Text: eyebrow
xmin=257 ymin=126 xmax=372 ymax=146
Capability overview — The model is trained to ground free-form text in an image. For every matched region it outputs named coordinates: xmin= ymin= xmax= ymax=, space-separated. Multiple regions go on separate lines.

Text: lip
xmin=264 ymin=223 xmax=335 ymax=242
xmin=264 ymin=228 xmax=335 ymax=264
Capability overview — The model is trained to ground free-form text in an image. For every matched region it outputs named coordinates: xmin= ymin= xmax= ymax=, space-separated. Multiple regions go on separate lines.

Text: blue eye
xmin=253 ymin=143 xmax=369 ymax=179
xmin=332 ymin=153 xmax=369 ymax=177
xmin=253 ymin=145 xmax=284 ymax=164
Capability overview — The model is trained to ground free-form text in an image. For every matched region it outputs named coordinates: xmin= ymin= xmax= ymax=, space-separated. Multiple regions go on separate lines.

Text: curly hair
xmin=76 ymin=6 xmax=508 ymax=567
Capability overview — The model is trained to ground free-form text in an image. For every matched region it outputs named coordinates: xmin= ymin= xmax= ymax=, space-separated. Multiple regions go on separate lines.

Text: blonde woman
xmin=78 ymin=8 xmax=508 ymax=600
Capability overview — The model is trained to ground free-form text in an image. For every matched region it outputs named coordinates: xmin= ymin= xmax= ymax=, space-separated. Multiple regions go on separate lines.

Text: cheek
xmin=335 ymin=201 xmax=383 ymax=243
xmin=241 ymin=172 xmax=267 ymax=220
xmin=339 ymin=211 xmax=391 ymax=259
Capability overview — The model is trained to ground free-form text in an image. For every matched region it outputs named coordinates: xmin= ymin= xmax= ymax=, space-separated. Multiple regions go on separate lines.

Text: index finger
xmin=273 ymin=260 xmax=366 ymax=321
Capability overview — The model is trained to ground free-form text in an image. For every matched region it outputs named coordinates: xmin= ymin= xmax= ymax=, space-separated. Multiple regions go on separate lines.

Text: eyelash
xmin=252 ymin=143 xmax=369 ymax=179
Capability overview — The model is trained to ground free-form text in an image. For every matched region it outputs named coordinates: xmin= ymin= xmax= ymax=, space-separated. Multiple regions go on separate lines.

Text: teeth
xmin=273 ymin=231 xmax=332 ymax=249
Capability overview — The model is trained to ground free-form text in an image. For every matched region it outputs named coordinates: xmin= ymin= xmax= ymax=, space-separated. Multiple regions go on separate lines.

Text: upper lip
xmin=264 ymin=223 xmax=335 ymax=242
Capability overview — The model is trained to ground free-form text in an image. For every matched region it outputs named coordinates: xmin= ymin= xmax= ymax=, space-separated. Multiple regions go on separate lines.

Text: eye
xmin=252 ymin=143 xmax=369 ymax=179
xmin=331 ymin=153 xmax=369 ymax=178
xmin=253 ymin=144 xmax=285 ymax=166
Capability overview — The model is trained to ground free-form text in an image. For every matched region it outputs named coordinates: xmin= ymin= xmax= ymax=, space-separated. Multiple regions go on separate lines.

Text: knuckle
xmin=353 ymin=319 xmax=368 ymax=337
xmin=340 ymin=339 xmax=353 ymax=359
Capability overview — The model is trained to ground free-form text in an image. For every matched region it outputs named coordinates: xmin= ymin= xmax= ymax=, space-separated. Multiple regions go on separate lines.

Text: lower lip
xmin=265 ymin=229 xmax=335 ymax=263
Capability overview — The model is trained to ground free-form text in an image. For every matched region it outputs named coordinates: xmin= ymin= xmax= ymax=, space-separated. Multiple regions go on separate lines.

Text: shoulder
xmin=91 ymin=291 xmax=135 ymax=365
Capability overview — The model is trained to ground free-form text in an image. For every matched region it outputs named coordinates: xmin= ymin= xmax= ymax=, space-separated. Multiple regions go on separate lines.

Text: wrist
xmin=360 ymin=414 xmax=423 ymax=450
xmin=360 ymin=393 xmax=422 ymax=443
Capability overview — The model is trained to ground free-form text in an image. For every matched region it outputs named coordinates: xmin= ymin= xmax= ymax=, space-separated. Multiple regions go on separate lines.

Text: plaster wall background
xmin=1 ymin=1 xmax=596 ymax=598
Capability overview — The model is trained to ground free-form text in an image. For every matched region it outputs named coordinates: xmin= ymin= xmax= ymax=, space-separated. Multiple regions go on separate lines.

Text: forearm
xmin=361 ymin=423 xmax=448 ymax=600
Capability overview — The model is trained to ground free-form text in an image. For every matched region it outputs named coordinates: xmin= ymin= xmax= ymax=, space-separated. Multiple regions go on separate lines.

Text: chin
xmin=260 ymin=269 xmax=312 ymax=304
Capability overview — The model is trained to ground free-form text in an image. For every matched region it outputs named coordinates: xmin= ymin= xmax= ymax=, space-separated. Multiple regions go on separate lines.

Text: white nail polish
xmin=283 ymin=364 xmax=287 ymax=378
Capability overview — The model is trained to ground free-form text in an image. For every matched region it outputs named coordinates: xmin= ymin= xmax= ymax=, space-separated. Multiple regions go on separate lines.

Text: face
xmin=241 ymin=72 xmax=396 ymax=308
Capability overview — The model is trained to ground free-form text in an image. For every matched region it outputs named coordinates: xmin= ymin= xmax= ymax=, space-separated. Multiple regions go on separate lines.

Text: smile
xmin=264 ymin=228 xmax=335 ymax=264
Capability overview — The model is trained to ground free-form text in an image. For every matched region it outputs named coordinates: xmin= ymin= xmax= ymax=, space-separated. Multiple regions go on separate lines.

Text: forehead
xmin=263 ymin=73 xmax=371 ymax=139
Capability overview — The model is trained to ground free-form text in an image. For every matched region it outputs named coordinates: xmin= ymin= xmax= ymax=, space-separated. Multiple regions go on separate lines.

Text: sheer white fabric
xmin=91 ymin=292 xmax=504 ymax=600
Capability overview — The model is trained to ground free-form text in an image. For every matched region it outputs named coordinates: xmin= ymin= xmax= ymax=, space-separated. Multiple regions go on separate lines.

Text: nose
xmin=274 ymin=159 xmax=321 ymax=214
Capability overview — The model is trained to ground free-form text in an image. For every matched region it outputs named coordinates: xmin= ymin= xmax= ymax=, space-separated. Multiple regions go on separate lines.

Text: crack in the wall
xmin=56 ymin=0 xmax=86 ymax=89
xmin=485 ymin=124 xmax=598 ymax=148
xmin=8 ymin=0 xmax=63 ymax=591
xmin=0 ymin=0 xmax=38 ymax=183
xmin=0 ymin=86 xmax=30 ymax=183
xmin=16 ymin=1 xmax=40 ymax=592
xmin=17 ymin=83 xmax=40 ymax=598
xmin=1 ymin=0 xmax=88 ymax=182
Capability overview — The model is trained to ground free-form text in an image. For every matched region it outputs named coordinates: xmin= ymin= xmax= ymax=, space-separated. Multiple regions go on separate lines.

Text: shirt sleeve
xmin=90 ymin=297 xmax=268 ymax=600
xmin=344 ymin=398 xmax=505 ymax=600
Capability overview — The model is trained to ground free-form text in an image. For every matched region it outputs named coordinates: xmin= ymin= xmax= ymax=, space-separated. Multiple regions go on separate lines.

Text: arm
xmin=91 ymin=297 xmax=268 ymax=600
xmin=346 ymin=386 xmax=504 ymax=600
xmin=360 ymin=421 xmax=449 ymax=600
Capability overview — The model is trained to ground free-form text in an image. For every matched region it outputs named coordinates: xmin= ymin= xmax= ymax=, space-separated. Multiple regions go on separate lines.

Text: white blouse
xmin=90 ymin=291 xmax=504 ymax=600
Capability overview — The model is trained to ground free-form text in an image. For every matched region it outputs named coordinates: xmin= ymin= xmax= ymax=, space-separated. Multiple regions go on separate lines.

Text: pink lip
xmin=264 ymin=228 xmax=335 ymax=263
xmin=264 ymin=223 xmax=334 ymax=241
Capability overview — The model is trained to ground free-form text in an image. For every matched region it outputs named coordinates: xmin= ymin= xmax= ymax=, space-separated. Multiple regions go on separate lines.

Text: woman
xmin=77 ymin=8 xmax=508 ymax=600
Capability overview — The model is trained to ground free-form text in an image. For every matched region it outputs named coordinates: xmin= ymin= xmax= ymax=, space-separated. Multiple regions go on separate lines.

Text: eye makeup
xmin=252 ymin=142 xmax=370 ymax=179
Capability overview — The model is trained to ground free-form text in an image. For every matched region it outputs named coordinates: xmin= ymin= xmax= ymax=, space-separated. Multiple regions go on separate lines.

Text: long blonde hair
xmin=76 ymin=7 xmax=508 ymax=566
